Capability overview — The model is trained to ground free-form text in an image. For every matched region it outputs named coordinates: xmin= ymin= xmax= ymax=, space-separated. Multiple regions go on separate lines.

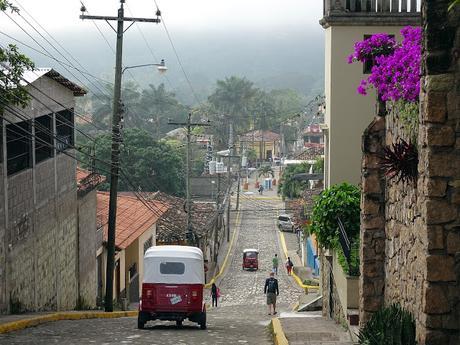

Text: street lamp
xmin=122 ymin=59 xmax=167 ymax=74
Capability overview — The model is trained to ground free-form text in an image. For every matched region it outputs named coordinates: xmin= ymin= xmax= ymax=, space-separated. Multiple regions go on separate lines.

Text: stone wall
xmin=360 ymin=1 xmax=460 ymax=343
xmin=321 ymin=251 xmax=347 ymax=327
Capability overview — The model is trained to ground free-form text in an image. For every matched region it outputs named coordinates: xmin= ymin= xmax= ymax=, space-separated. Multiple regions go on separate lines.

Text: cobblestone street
xmin=0 ymin=183 xmax=303 ymax=344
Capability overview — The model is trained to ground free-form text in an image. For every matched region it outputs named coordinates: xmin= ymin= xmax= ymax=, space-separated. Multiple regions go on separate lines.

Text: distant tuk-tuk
xmin=138 ymin=245 xmax=206 ymax=329
xmin=242 ymin=249 xmax=259 ymax=270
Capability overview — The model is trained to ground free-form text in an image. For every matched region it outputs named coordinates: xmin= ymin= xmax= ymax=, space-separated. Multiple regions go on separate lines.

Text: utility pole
xmin=236 ymin=157 xmax=241 ymax=210
xmin=80 ymin=0 xmax=161 ymax=312
xmin=213 ymin=173 xmax=221 ymax=262
xmin=169 ymin=114 xmax=210 ymax=246
xmin=226 ymin=122 xmax=233 ymax=242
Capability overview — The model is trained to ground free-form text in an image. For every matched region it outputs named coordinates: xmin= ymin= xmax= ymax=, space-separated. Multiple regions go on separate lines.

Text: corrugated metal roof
xmin=21 ymin=68 xmax=87 ymax=96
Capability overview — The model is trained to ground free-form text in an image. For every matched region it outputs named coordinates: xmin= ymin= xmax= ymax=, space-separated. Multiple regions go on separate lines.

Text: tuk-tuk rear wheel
xmin=199 ymin=312 xmax=207 ymax=330
xmin=137 ymin=319 xmax=145 ymax=329
xmin=176 ymin=320 xmax=183 ymax=327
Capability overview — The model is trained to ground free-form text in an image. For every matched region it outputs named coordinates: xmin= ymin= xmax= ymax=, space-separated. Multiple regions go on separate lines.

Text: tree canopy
xmin=80 ymin=129 xmax=186 ymax=196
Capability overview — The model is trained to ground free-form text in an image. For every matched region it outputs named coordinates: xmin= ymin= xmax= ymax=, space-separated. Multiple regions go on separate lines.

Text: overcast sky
xmin=1 ymin=0 xmax=325 ymax=100
xmin=2 ymin=0 xmax=323 ymax=33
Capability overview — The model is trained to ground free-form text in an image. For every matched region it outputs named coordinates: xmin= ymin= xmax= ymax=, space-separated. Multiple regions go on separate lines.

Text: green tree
xmin=257 ymin=165 xmax=274 ymax=178
xmin=138 ymin=83 xmax=188 ymax=139
xmin=83 ymin=129 xmax=185 ymax=196
xmin=278 ymin=163 xmax=309 ymax=199
xmin=0 ymin=1 xmax=35 ymax=112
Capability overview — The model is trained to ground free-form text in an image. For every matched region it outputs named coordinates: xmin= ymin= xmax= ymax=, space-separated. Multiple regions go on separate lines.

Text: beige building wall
xmin=324 ymin=26 xmax=406 ymax=187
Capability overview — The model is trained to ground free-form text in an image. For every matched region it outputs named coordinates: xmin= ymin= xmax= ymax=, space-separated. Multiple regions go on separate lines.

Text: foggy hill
xmin=15 ymin=28 xmax=324 ymax=104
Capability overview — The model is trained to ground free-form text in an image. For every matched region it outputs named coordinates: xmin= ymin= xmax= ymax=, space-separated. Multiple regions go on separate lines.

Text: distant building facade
xmin=237 ymin=129 xmax=280 ymax=161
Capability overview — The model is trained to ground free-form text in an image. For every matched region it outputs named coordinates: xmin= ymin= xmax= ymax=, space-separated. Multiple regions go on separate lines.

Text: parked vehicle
xmin=277 ymin=214 xmax=294 ymax=232
xmin=138 ymin=246 xmax=206 ymax=329
xmin=242 ymin=249 xmax=259 ymax=270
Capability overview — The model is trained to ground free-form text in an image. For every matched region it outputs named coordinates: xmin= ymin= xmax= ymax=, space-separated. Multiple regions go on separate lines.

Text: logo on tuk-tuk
xmin=169 ymin=295 xmax=182 ymax=305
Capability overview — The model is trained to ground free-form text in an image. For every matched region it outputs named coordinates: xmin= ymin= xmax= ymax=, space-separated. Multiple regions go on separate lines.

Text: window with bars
xmin=35 ymin=114 xmax=54 ymax=163
xmin=56 ymin=109 xmax=74 ymax=152
xmin=7 ymin=120 xmax=32 ymax=175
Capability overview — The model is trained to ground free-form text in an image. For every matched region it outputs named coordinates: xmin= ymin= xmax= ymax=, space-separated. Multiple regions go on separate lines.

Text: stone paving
xmin=0 ymin=177 xmax=303 ymax=345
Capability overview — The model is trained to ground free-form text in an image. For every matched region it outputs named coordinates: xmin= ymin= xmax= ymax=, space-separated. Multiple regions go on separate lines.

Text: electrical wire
xmin=153 ymin=0 xmax=203 ymax=106
xmin=2 ymin=10 xmax=111 ymax=104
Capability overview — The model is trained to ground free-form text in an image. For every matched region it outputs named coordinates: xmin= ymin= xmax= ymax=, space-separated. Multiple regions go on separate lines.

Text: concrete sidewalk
xmin=0 ymin=310 xmax=137 ymax=334
xmin=277 ymin=313 xmax=354 ymax=345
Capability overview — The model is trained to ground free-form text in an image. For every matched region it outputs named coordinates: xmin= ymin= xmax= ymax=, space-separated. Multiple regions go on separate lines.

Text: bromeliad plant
xmin=380 ymin=139 xmax=418 ymax=183
xmin=358 ymin=304 xmax=417 ymax=345
xmin=348 ymin=26 xmax=422 ymax=103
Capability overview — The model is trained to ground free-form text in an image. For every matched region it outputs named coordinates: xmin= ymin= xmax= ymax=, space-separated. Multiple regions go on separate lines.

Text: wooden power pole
xmin=80 ymin=0 xmax=161 ymax=312
xmin=168 ymin=114 xmax=210 ymax=245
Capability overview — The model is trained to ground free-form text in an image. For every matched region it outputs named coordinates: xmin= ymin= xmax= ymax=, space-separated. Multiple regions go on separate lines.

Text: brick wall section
xmin=360 ymin=2 xmax=460 ymax=343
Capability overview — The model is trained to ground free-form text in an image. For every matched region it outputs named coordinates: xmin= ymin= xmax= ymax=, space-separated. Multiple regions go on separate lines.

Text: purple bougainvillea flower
xmin=348 ymin=26 xmax=421 ymax=103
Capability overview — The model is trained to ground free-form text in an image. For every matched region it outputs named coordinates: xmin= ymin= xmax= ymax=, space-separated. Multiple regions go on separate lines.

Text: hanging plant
xmin=380 ymin=139 xmax=418 ymax=183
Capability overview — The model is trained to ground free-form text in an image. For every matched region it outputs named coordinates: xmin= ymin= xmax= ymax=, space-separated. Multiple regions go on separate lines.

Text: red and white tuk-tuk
xmin=242 ymin=248 xmax=259 ymax=270
xmin=138 ymin=245 xmax=206 ymax=329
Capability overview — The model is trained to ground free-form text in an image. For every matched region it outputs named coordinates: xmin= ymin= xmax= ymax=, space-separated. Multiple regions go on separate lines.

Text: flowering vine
xmin=348 ymin=26 xmax=422 ymax=103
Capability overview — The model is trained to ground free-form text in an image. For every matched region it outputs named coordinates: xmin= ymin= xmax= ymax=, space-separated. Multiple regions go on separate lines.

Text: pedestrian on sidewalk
xmin=211 ymin=283 xmax=220 ymax=307
xmin=264 ymin=272 xmax=279 ymax=315
xmin=285 ymin=257 xmax=294 ymax=275
xmin=272 ymin=254 xmax=279 ymax=275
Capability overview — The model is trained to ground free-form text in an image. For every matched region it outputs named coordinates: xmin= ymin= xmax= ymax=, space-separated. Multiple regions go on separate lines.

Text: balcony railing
xmin=324 ymin=0 xmax=421 ymax=15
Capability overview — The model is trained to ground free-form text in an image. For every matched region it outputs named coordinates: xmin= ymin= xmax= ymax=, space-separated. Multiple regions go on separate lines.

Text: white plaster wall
xmin=324 ymin=25 xmax=407 ymax=187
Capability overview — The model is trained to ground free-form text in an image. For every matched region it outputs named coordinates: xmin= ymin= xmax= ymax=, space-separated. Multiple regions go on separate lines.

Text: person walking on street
xmin=211 ymin=283 xmax=220 ymax=307
xmin=264 ymin=272 xmax=279 ymax=315
xmin=258 ymin=184 xmax=264 ymax=195
xmin=286 ymin=257 xmax=294 ymax=276
xmin=272 ymin=254 xmax=279 ymax=275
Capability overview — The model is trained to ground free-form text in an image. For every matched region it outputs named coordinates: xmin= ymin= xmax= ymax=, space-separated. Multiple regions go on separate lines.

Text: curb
xmin=278 ymin=230 xmax=320 ymax=291
xmin=0 ymin=310 xmax=137 ymax=334
xmin=204 ymin=208 xmax=241 ymax=289
xmin=270 ymin=317 xmax=289 ymax=345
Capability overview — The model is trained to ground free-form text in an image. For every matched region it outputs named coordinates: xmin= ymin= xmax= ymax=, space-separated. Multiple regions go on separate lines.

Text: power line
xmin=13 ymin=0 xmax=112 ymax=95
xmin=0 ymin=31 xmax=113 ymax=88
xmin=153 ymin=0 xmax=203 ymax=106
xmin=0 ymin=65 xmax=106 ymax=133
xmin=2 ymin=10 xmax=110 ymax=102
xmin=125 ymin=3 xmax=176 ymax=92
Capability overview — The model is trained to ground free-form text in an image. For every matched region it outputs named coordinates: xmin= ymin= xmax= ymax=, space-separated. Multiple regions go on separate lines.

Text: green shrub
xmin=309 ymin=183 xmax=360 ymax=248
xmin=358 ymin=304 xmax=417 ymax=345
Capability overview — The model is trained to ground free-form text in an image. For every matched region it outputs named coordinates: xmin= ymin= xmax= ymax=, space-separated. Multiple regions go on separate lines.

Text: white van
xmin=277 ymin=215 xmax=294 ymax=232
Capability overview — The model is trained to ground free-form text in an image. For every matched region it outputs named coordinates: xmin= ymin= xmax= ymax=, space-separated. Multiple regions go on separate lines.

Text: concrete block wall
xmin=77 ymin=190 xmax=97 ymax=307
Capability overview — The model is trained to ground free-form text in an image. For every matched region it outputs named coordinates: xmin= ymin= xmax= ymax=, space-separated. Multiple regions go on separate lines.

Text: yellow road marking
xmin=0 ymin=311 xmax=137 ymax=334
xmin=278 ymin=230 xmax=319 ymax=291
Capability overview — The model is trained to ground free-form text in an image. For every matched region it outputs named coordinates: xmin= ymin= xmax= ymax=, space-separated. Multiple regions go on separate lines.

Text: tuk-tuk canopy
xmin=243 ymin=248 xmax=259 ymax=253
xmin=143 ymin=245 xmax=204 ymax=284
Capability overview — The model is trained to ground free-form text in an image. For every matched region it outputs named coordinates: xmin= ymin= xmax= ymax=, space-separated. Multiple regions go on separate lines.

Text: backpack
xmin=267 ymin=278 xmax=277 ymax=293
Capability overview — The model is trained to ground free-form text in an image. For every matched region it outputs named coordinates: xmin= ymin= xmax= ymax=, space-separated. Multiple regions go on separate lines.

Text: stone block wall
xmin=321 ymin=253 xmax=347 ymax=326
xmin=360 ymin=2 xmax=460 ymax=343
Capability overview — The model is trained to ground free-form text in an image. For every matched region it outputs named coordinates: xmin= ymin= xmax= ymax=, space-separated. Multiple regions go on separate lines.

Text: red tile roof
xmin=77 ymin=167 xmax=106 ymax=196
xmin=97 ymin=191 xmax=169 ymax=249
xmin=239 ymin=130 xmax=280 ymax=142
